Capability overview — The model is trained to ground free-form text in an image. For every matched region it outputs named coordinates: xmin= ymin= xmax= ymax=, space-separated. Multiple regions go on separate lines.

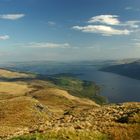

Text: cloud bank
xmin=0 ymin=35 xmax=10 ymax=40
xmin=73 ymin=25 xmax=130 ymax=36
xmin=26 ymin=42 xmax=70 ymax=48
xmin=72 ymin=15 xmax=140 ymax=36
xmin=0 ymin=14 xmax=25 ymax=20
xmin=88 ymin=15 xmax=120 ymax=25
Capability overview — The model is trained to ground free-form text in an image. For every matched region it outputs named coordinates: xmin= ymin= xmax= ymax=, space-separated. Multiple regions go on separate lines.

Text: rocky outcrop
xmin=49 ymin=102 xmax=140 ymax=140
xmin=0 ymin=98 xmax=140 ymax=140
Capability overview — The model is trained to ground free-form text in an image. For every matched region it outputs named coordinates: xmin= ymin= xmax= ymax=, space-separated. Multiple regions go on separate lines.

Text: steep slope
xmin=29 ymin=87 xmax=98 ymax=114
xmin=10 ymin=102 xmax=140 ymax=140
xmin=0 ymin=69 xmax=100 ymax=139
xmin=0 ymin=97 xmax=51 ymax=139
xmin=0 ymin=68 xmax=139 ymax=140
xmin=100 ymin=61 xmax=140 ymax=80
xmin=47 ymin=75 xmax=106 ymax=104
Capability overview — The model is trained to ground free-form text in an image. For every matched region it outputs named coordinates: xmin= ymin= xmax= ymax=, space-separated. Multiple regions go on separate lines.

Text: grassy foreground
xmin=11 ymin=130 xmax=108 ymax=140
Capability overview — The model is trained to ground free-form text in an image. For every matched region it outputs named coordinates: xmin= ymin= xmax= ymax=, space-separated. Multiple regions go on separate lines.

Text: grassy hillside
xmin=0 ymin=69 xmax=140 ymax=140
xmin=47 ymin=75 xmax=106 ymax=104
xmin=0 ymin=97 xmax=50 ymax=139
xmin=10 ymin=102 xmax=140 ymax=140
xmin=0 ymin=82 xmax=33 ymax=100
xmin=0 ymin=68 xmax=35 ymax=79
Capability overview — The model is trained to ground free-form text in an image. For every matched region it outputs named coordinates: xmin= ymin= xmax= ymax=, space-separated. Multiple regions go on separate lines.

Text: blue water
xmin=3 ymin=63 xmax=140 ymax=103
xmin=76 ymin=69 xmax=140 ymax=103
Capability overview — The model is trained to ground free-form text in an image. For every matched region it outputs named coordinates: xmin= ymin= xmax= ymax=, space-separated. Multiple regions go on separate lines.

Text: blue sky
xmin=0 ymin=0 xmax=140 ymax=62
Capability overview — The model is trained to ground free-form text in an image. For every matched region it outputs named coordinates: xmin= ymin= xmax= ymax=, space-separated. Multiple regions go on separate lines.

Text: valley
xmin=2 ymin=61 xmax=140 ymax=103
xmin=0 ymin=68 xmax=139 ymax=140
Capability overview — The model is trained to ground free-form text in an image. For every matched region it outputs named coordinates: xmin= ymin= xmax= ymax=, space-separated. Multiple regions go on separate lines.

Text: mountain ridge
xmin=100 ymin=60 xmax=140 ymax=80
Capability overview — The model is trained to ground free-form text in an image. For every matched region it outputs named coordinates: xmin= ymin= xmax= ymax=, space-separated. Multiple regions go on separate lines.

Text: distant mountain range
xmin=0 ymin=59 xmax=134 ymax=74
xmin=1 ymin=59 xmax=140 ymax=80
xmin=100 ymin=60 xmax=140 ymax=80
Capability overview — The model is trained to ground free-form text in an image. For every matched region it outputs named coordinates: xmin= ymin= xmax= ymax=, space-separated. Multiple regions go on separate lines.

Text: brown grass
xmin=0 ymin=69 xmax=139 ymax=140
xmin=105 ymin=123 xmax=140 ymax=140
xmin=0 ymin=69 xmax=34 ymax=79
xmin=29 ymin=87 xmax=98 ymax=114
xmin=0 ymin=82 xmax=33 ymax=99
xmin=0 ymin=97 xmax=50 ymax=138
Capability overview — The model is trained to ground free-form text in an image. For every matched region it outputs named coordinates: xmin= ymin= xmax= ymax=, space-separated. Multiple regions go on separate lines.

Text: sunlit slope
xmin=29 ymin=87 xmax=99 ymax=114
xmin=0 ymin=69 xmax=101 ymax=139
xmin=0 ymin=97 xmax=50 ymax=139
xmin=0 ymin=69 xmax=99 ymax=112
xmin=0 ymin=69 xmax=139 ymax=140
xmin=0 ymin=69 xmax=35 ymax=99
xmin=10 ymin=102 xmax=140 ymax=140
xmin=0 ymin=68 xmax=35 ymax=79
xmin=0 ymin=82 xmax=33 ymax=99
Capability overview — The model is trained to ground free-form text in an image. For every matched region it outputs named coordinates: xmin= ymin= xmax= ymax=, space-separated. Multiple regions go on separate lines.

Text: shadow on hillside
xmin=0 ymin=75 xmax=48 ymax=82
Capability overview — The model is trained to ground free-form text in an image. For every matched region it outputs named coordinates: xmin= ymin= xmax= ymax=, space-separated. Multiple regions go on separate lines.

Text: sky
xmin=0 ymin=0 xmax=140 ymax=62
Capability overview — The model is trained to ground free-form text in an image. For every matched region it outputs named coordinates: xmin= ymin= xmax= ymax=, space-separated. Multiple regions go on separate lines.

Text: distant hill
xmin=0 ymin=68 xmax=35 ymax=79
xmin=100 ymin=60 xmax=140 ymax=80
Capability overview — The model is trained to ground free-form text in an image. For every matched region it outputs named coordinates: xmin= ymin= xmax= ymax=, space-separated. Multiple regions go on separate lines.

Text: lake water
xmin=75 ymin=69 xmax=140 ymax=103
xmin=4 ymin=63 xmax=140 ymax=103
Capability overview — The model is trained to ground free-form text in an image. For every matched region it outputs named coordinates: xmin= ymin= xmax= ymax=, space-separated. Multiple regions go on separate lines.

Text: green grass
xmin=48 ymin=75 xmax=107 ymax=104
xmin=11 ymin=130 xmax=108 ymax=140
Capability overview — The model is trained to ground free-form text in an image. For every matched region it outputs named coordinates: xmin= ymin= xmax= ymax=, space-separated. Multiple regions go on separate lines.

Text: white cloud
xmin=88 ymin=15 xmax=140 ymax=28
xmin=121 ymin=21 xmax=140 ymax=28
xmin=27 ymin=42 xmax=71 ymax=48
xmin=73 ymin=14 xmax=140 ymax=36
xmin=125 ymin=7 xmax=133 ymax=10
xmin=48 ymin=21 xmax=56 ymax=26
xmin=125 ymin=7 xmax=140 ymax=11
xmin=0 ymin=14 xmax=25 ymax=20
xmin=88 ymin=15 xmax=120 ymax=25
xmin=73 ymin=25 xmax=130 ymax=36
xmin=0 ymin=35 xmax=10 ymax=40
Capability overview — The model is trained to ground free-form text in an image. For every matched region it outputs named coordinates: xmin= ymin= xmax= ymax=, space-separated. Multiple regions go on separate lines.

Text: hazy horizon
xmin=0 ymin=57 xmax=140 ymax=64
